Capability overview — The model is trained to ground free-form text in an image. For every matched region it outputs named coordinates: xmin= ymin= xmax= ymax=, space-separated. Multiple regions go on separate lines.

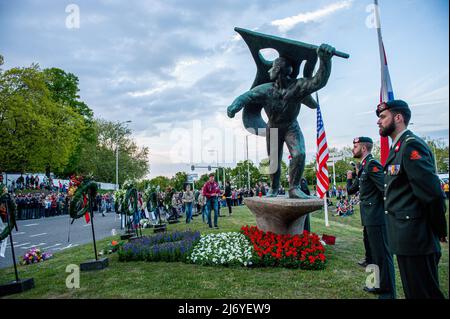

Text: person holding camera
xmin=347 ymin=136 xmax=396 ymax=299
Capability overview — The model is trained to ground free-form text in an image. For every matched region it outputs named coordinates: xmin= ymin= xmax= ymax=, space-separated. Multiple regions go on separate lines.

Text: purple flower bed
xmin=118 ymin=230 xmax=200 ymax=262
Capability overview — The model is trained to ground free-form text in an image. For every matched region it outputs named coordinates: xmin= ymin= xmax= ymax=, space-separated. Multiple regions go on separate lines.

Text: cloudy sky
xmin=1 ymin=0 xmax=448 ymax=179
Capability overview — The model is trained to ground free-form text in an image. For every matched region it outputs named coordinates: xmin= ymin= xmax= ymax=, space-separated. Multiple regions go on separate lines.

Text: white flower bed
xmin=188 ymin=232 xmax=254 ymax=267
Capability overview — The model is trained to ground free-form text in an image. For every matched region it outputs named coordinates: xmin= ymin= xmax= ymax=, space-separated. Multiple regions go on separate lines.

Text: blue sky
xmin=1 ymin=0 xmax=448 ymax=178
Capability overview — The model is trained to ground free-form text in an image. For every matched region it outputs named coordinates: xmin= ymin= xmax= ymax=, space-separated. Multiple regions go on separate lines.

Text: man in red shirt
xmin=202 ymin=173 xmax=221 ymax=229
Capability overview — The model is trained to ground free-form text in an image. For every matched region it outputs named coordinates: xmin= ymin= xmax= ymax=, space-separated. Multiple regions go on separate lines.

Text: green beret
xmin=353 ymin=136 xmax=373 ymax=144
xmin=376 ymin=99 xmax=410 ymax=117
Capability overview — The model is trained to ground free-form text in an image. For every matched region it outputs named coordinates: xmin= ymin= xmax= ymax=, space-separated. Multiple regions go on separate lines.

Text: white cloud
xmin=271 ymin=0 xmax=353 ymax=33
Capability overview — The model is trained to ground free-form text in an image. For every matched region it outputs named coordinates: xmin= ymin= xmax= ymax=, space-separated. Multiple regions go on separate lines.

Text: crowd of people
xmin=4 ymin=174 xmax=64 ymax=193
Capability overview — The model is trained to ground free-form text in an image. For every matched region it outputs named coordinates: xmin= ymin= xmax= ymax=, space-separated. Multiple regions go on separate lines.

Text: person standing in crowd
xmin=197 ymin=187 xmax=207 ymax=223
xmin=182 ymin=184 xmax=194 ymax=224
xmin=202 ymin=173 xmax=221 ymax=229
xmin=377 ymin=99 xmax=447 ymax=299
xmin=224 ymin=181 xmax=232 ymax=216
xmin=347 ymin=136 xmax=396 ymax=299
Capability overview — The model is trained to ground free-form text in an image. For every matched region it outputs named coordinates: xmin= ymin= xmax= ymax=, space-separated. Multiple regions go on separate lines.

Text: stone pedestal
xmin=0 ymin=278 xmax=35 ymax=297
xmin=80 ymin=257 xmax=109 ymax=271
xmin=244 ymin=197 xmax=323 ymax=235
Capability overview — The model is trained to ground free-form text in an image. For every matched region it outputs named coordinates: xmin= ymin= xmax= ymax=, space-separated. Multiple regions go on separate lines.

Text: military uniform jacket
xmin=347 ymin=154 xmax=385 ymax=226
xmin=384 ymin=130 xmax=447 ymax=256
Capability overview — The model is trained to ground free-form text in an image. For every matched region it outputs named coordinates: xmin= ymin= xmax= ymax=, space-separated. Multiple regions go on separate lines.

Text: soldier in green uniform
xmin=347 ymin=136 xmax=396 ymax=299
xmin=377 ymin=99 xmax=447 ymax=299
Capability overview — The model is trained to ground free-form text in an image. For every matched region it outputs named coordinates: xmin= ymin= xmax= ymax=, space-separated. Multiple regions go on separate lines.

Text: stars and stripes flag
xmin=315 ymin=93 xmax=330 ymax=227
xmin=375 ymin=0 xmax=394 ymax=165
xmin=316 ymin=94 xmax=329 ymax=199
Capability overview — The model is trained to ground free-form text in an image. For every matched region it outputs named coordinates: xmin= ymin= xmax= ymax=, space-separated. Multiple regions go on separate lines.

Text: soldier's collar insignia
xmin=362 ymin=160 xmax=366 ymax=167
xmin=410 ymin=150 xmax=422 ymax=160
xmin=394 ymin=142 xmax=401 ymax=153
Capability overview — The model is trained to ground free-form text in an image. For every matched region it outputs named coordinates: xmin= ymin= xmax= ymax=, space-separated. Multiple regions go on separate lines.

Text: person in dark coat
xmin=377 ymin=99 xmax=447 ymax=299
xmin=347 ymin=136 xmax=396 ymax=299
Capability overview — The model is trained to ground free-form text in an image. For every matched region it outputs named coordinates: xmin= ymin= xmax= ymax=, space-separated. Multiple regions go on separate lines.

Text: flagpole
xmin=324 ymin=195 xmax=329 ymax=227
xmin=374 ymin=0 xmax=392 ymax=166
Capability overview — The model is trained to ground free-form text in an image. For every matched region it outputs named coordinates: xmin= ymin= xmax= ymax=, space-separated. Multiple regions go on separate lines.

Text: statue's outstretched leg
xmin=266 ymin=126 xmax=284 ymax=197
xmin=285 ymin=122 xmax=316 ymax=199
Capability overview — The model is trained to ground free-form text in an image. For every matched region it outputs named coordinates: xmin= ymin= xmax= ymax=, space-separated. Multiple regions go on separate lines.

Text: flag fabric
xmin=82 ymin=194 xmax=90 ymax=224
xmin=375 ymin=0 xmax=394 ymax=165
xmin=315 ymin=95 xmax=330 ymax=199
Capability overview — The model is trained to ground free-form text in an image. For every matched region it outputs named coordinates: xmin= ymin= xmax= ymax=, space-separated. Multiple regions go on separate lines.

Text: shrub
xmin=118 ymin=231 xmax=200 ymax=262
xmin=241 ymin=225 xmax=327 ymax=270
xmin=187 ymin=232 xmax=254 ymax=267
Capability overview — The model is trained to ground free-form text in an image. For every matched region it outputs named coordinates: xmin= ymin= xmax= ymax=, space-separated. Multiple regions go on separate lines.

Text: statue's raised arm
xmin=283 ymin=44 xmax=335 ymax=102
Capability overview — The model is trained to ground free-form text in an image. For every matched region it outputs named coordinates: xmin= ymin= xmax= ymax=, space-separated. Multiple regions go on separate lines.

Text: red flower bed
xmin=241 ymin=225 xmax=327 ymax=270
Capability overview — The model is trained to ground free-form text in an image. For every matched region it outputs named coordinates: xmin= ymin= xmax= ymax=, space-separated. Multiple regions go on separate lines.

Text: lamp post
xmin=116 ymin=120 xmax=131 ymax=229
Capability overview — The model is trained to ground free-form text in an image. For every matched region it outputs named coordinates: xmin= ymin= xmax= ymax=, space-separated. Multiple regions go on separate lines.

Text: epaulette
xmin=405 ymin=136 xmax=416 ymax=143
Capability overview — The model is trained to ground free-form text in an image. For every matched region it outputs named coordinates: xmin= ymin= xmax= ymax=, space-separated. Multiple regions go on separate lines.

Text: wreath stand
xmin=80 ymin=193 xmax=108 ymax=271
xmin=0 ymin=195 xmax=34 ymax=296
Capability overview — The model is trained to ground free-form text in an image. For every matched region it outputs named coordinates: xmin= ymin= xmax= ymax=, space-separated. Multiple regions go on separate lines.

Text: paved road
xmin=0 ymin=212 xmax=122 ymax=269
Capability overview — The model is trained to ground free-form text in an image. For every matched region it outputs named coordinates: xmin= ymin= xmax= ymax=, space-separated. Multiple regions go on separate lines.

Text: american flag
xmin=375 ymin=0 xmax=394 ymax=165
xmin=315 ymin=93 xmax=329 ymax=199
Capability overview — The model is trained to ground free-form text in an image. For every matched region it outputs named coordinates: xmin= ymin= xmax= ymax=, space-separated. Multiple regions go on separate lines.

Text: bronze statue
xmin=227 ymin=27 xmax=348 ymax=199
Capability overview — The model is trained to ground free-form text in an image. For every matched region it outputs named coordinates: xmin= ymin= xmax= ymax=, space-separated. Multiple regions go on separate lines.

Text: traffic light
xmin=191 ymin=165 xmax=195 ymax=171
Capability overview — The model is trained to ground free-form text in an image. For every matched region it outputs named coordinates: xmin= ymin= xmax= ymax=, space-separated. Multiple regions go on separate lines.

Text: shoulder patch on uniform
xmin=410 ymin=150 xmax=422 ymax=160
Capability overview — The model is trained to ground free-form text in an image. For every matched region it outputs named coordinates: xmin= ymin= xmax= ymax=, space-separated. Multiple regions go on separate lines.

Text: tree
xmin=86 ymin=119 xmax=150 ymax=185
xmin=43 ymin=68 xmax=93 ymax=120
xmin=258 ymin=158 xmax=288 ymax=187
xmin=0 ymin=63 xmax=84 ymax=175
xmin=171 ymin=171 xmax=188 ymax=191
xmin=229 ymin=160 xmax=261 ymax=189
xmin=424 ymin=137 xmax=449 ymax=174
xmin=42 ymin=68 xmax=97 ymax=177
xmin=150 ymin=176 xmax=171 ymax=190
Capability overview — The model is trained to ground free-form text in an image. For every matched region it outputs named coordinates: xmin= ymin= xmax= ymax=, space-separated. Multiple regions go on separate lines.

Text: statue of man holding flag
xmin=227 ymin=28 xmax=347 ymax=199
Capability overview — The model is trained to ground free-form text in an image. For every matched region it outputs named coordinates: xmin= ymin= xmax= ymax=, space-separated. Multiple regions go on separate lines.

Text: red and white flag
xmin=375 ymin=0 xmax=395 ymax=165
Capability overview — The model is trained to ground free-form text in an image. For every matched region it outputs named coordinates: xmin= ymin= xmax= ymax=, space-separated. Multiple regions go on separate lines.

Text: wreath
xmin=0 ymin=193 xmax=17 ymax=241
xmin=123 ymin=185 xmax=138 ymax=216
xmin=69 ymin=179 xmax=98 ymax=221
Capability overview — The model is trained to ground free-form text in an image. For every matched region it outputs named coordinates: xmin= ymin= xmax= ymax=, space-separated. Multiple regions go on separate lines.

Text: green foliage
xmin=171 ymin=171 xmax=188 ymax=191
xmin=424 ymin=137 xmax=449 ymax=174
xmin=229 ymin=160 xmax=261 ymax=188
xmin=149 ymin=176 xmax=171 ymax=190
xmin=0 ymin=64 xmax=84 ymax=174
xmin=258 ymin=158 xmax=287 ymax=187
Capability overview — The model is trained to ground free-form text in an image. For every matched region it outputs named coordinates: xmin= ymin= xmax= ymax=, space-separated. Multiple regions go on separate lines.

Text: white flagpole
xmin=324 ymin=194 xmax=329 ymax=227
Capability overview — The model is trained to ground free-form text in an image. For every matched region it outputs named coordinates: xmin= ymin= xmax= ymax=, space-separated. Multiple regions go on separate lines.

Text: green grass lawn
xmin=0 ymin=202 xmax=448 ymax=299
